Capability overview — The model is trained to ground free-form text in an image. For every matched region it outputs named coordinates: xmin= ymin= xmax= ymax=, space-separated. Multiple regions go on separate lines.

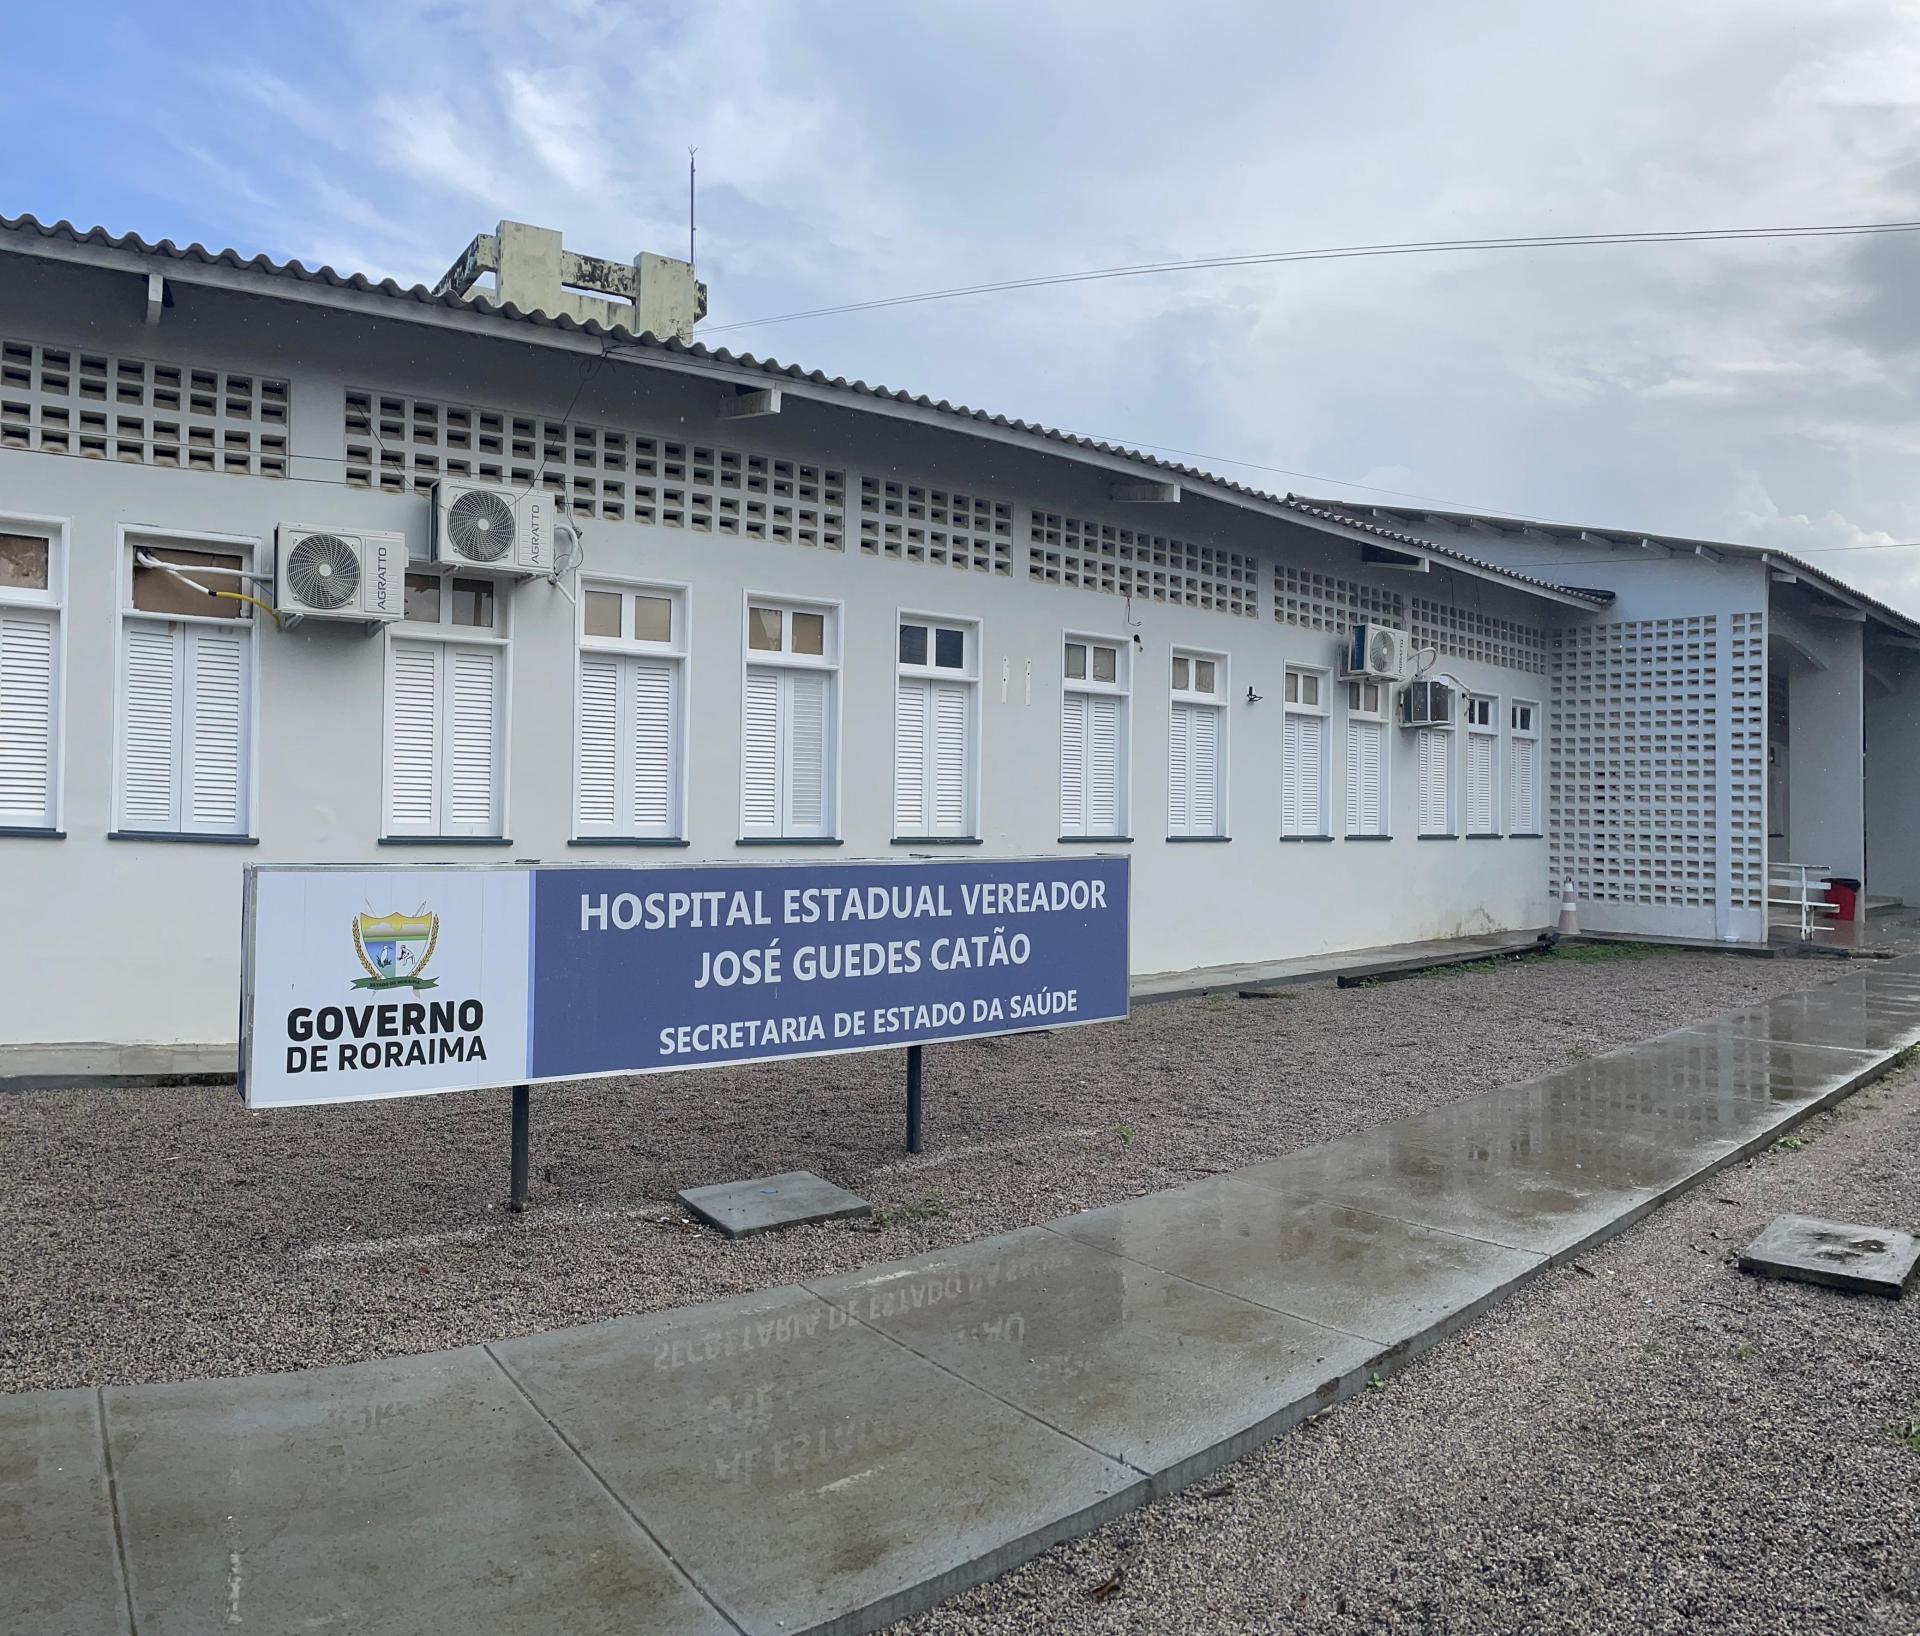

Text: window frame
xmin=1280 ymin=662 xmax=1332 ymax=839
xmin=1168 ymin=645 xmax=1228 ymax=839
xmin=0 ymin=510 xmax=67 ymax=835
xmin=739 ymin=591 xmax=843 ymax=842
xmin=894 ymin=609 xmax=981 ymax=841
xmin=573 ymin=575 xmax=691 ymax=843
xmin=112 ymin=523 xmax=261 ymax=840
xmin=1343 ymin=678 xmax=1391 ymax=839
xmin=1464 ymin=691 xmax=1501 ymax=837
xmin=1060 ymin=629 xmax=1132 ymax=840
xmin=381 ymin=564 xmax=513 ymax=841
xmin=1509 ymin=696 xmax=1543 ymax=837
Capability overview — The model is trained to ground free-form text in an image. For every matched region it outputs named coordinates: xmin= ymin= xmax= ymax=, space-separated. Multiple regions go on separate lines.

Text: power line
xmin=704 ymin=218 xmax=1920 ymax=334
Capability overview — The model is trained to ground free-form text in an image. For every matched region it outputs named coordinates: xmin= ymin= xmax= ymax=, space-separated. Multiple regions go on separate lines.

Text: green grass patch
xmin=1886 ymin=1419 xmax=1920 ymax=1455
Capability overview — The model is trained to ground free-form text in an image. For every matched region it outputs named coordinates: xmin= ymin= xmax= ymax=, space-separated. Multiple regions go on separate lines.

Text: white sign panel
xmin=242 ymin=867 xmax=531 ymax=1108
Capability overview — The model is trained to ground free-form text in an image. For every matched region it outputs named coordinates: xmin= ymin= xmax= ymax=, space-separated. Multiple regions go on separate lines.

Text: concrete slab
xmin=1051 ymin=1177 xmax=1544 ymax=1349
xmin=1233 ymin=1099 xmax=1705 ymax=1260
xmin=0 ymin=1388 xmax=126 ymax=1636
xmin=679 ymin=1170 xmax=871 ymax=1237
xmin=1131 ymin=930 xmax=1543 ymax=1001
xmin=492 ymin=1283 xmax=1142 ymax=1636
xmin=1739 ymin=1214 xmax=1920 ymax=1297
xmin=105 ymin=1349 xmax=728 ymax=1636
xmin=808 ymin=1226 xmax=1383 ymax=1492
xmin=1718 ymin=985 xmax=1920 ymax=1054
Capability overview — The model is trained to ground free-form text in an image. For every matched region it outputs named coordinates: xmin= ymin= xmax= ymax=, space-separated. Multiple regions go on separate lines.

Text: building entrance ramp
xmin=7 ymin=971 xmax=1919 ymax=1636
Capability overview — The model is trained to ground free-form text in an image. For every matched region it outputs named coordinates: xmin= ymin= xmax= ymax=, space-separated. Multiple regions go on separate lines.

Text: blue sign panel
xmin=527 ymin=855 xmax=1129 ymax=1080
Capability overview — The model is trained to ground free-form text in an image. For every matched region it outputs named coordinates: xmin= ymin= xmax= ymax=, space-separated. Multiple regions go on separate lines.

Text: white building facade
xmin=1 ymin=217 xmax=1908 ymax=1079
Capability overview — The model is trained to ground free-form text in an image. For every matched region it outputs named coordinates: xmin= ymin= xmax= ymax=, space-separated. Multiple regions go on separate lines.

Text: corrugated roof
xmin=1301 ymin=497 xmax=1920 ymax=639
xmin=0 ymin=212 xmax=1613 ymax=607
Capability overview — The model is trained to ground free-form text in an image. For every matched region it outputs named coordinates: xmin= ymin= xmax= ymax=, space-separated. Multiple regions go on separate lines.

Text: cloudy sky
xmin=9 ymin=0 xmax=1920 ymax=608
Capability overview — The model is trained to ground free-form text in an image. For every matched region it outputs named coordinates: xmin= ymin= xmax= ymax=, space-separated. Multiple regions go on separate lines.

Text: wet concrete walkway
xmin=11 ymin=961 xmax=1920 ymax=1636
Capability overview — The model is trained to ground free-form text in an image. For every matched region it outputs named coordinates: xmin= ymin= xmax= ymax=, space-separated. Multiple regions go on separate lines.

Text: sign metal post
xmin=905 ymin=1045 xmax=923 ymax=1154
xmin=509 ymin=1085 xmax=530 ymax=1212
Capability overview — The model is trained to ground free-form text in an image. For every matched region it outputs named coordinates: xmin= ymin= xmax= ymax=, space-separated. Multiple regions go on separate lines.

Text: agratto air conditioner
xmin=431 ymin=480 xmax=555 ymax=577
xmin=1399 ymin=677 xmax=1455 ymax=728
xmin=275 ymin=526 xmax=404 ymax=621
xmin=1340 ymin=622 xmax=1409 ymax=681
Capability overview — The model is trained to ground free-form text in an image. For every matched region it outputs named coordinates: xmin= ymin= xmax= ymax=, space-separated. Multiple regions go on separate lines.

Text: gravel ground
xmin=0 ymin=948 xmax=1831 ymax=1393
xmin=895 ymin=1058 xmax=1920 ymax=1636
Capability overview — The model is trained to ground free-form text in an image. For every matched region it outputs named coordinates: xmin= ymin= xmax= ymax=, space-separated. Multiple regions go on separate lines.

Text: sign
xmin=240 ymin=856 xmax=1130 ymax=1108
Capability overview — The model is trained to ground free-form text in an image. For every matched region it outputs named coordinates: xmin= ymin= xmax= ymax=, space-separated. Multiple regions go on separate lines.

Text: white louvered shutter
xmin=895 ymin=677 xmax=928 ymax=835
xmin=1085 ymin=694 xmax=1121 ymax=834
xmin=1189 ymin=704 xmax=1220 ymax=836
xmin=785 ymin=669 xmax=829 ymax=834
xmin=1168 ymin=701 xmax=1193 ymax=835
xmin=1466 ymin=733 xmax=1496 ymax=835
xmin=1060 ymin=691 xmax=1087 ymax=834
xmin=1511 ymin=736 xmax=1539 ymax=834
xmin=1301 ymin=715 xmax=1326 ymax=835
xmin=741 ymin=667 xmax=781 ymax=834
xmin=387 ymin=639 xmax=440 ymax=832
xmin=0 ymin=608 xmax=56 ymax=826
xmin=1418 ymin=728 xmax=1450 ymax=835
xmin=121 ymin=620 xmax=182 ymax=830
xmin=931 ymin=681 xmax=968 ymax=833
xmin=446 ymin=646 xmax=500 ymax=833
xmin=629 ymin=658 xmax=675 ymax=835
xmin=575 ymin=652 xmax=620 ymax=832
xmin=1283 ymin=713 xmax=1325 ymax=836
xmin=1346 ymin=718 xmax=1385 ymax=836
xmin=1280 ymin=713 xmax=1302 ymax=835
xmin=184 ymin=626 xmax=247 ymax=833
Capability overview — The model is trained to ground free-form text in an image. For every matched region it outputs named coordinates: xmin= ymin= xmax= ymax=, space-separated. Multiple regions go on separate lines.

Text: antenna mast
xmin=688 ymin=147 xmax=697 ymax=270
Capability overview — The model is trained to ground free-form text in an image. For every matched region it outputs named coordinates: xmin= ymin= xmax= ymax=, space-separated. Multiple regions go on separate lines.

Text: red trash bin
xmin=1825 ymin=877 xmax=1860 ymax=920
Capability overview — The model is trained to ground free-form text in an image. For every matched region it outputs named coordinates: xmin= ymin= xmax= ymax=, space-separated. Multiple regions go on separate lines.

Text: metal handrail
xmin=1767 ymin=861 xmax=1836 ymax=940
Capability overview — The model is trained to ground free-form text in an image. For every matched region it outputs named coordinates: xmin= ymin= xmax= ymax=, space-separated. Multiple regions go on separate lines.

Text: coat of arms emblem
xmin=351 ymin=908 xmax=441 ymax=990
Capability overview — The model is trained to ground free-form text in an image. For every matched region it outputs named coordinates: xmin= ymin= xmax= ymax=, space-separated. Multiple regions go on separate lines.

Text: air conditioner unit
xmin=431 ymin=480 xmax=555 ymax=577
xmin=1400 ymin=677 xmax=1455 ymax=728
xmin=1341 ymin=622 xmax=1409 ymax=681
xmin=275 ymin=527 xmax=404 ymax=621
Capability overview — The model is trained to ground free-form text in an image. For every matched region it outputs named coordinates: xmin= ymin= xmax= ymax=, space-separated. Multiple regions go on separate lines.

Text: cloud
xmin=36 ymin=0 xmax=1920 ymax=612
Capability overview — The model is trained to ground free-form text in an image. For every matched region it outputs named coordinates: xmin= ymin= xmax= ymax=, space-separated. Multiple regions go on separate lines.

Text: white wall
xmin=0 ymin=261 xmax=1559 ymax=1059
xmin=1865 ymin=657 xmax=1920 ymax=906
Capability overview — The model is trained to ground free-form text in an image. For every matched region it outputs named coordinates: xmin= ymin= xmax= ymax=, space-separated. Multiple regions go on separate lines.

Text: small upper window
xmin=131 ymin=546 xmax=249 ymax=618
xmin=749 ymin=602 xmax=827 ymax=657
xmin=1171 ymin=651 xmax=1221 ymax=700
xmin=1348 ymin=680 xmax=1386 ymax=717
xmin=1284 ymin=667 xmax=1324 ymax=710
xmin=584 ymin=587 xmax=673 ymax=645
xmin=405 ymin=572 xmax=498 ymax=632
xmin=1466 ymin=695 xmax=1496 ymax=729
xmin=0 ymin=533 xmax=49 ymax=592
xmin=899 ymin=622 xmax=968 ymax=670
xmin=1512 ymin=702 xmax=1537 ymax=734
xmin=1066 ymin=639 xmax=1122 ymax=686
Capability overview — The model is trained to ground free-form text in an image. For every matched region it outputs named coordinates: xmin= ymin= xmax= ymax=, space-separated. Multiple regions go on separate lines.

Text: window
xmin=1344 ymin=680 xmax=1388 ymax=838
xmin=1169 ymin=650 xmax=1226 ymax=838
xmin=895 ymin=616 xmax=978 ymax=838
xmin=1061 ymin=635 xmax=1129 ymax=837
xmin=117 ymin=536 xmax=254 ymax=836
xmin=385 ymin=571 xmax=507 ymax=838
xmin=741 ymin=598 xmax=838 ymax=839
xmin=576 ymin=582 xmax=685 ymax=840
xmin=1416 ymin=725 xmax=1454 ymax=836
xmin=1510 ymin=700 xmax=1542 ymax=836
xmin=1281 ymin=665 xmax=1329 ymax=837
xmin=0 ymin=522 xmax=60 ymax=831
xmin=1464 ymin=694 xmax=1499 ymax=836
